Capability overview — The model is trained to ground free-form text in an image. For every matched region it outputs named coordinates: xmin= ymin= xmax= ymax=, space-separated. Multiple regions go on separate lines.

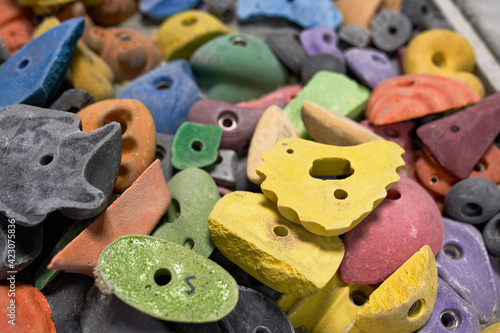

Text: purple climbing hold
xmin=300 ymin=25 xmax=344 ymax=63
xmin=344 ymin=48 xmax=397 ymax=89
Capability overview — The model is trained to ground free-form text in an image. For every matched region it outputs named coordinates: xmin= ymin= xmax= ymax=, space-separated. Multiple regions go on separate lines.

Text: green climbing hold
xmin=97 ymin=235 xmax=239 ymax=323
xmin=152 ymin=168 xmax=219 ymax=257
xmin=190 ymin=33 xmax=288 ymax=103
xmin=283 ymin=71 xmax=370 ymax=138
xmin=171 ymin=122 xmax=223 ymax=170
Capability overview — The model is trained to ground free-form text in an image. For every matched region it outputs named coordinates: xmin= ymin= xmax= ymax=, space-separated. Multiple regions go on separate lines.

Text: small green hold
xmin=171 ymin=122 xmax=222 ymax=170
xmin=190 ymin=33 xmax=288 ymax=103
xmin=97 ymin=235 xmax=239 ymax=323
xmin=283 ymin=71 xmax=371 ymax=138
xmin=152 ymin=168 xmax=219 ymax=257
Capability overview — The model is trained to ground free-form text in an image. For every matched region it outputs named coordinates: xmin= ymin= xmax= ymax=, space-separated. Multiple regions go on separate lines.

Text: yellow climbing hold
xmin=278 ymin=273 xmax=376 ymax=333
xmin=354 ymin=245 xmax=438 ymax=333
xmin=256 ymin=138 xmax=405 ymax=236
xmin=403 ymin=29 xmax=484 ymax=98
xmin=157 ymin=10 xmax=230 ymax=61
xmin=33 ymin=17 xmax=114 ymax=101
xmin=208 ymin=191 xmax=344 ymax=298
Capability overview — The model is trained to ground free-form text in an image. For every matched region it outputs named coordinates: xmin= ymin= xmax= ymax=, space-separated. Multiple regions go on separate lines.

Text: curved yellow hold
xmin=278 ymin=273 xmax=376 ymax=333
xmin=403 ymin=29 xmax=484 ymax=98
xmin=355 ymin=245 xmax=438 ymax=333
xmin=256 ymin=138 xmax=405 ymax=236
xmin=157 ymin=10 xmax=230 ymax=61
xmin=481 ymin=322 xmax=500 ymax=333
xmin=33 ymin=17 xmax=115 ymax=101
xmin=208 ymin=191 xmax=344 ymax=298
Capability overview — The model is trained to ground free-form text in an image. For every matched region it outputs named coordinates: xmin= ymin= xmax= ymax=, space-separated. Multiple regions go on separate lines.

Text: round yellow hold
xmin=355 ymin=245 xmax=438 ymax=333
xmin=157 ymin=10 xmax=230 ymax=61
xmin=403 ymin=29 xmax=484 ymax=97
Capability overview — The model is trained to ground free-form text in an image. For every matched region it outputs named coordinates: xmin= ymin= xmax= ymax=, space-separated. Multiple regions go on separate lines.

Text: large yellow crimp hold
xmin=256 ymin=138 xmax=405 ymax=236
xmin=208 ymin=191 xmax=344 ymax=298
xmin=354 ymin=245 xmax=438 ymax=333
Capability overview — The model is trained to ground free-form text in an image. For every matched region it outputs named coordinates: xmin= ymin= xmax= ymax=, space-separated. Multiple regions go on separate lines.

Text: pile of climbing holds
xmin=1 ymin=0 xmax=500 ymax=332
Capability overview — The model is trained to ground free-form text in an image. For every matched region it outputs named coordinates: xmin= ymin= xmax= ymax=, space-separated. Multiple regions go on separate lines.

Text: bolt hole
xmin=182 ymin=17 xmax=197 ymax=26
xmin=323 ymin=33 xmax=332 ymax=44
xmin=473 ymin=163 xmax=485 ymax=172
xmin=450 ymin=125 xmax=459 ymax=132
xmin=386 ymin=189 xmax=401 ymax=200
xmin=286 ymin=149 xmax=294 ymax=154
xmin=166 ymin=198 xmax=181 ymax=222
xmin=461 ymin=203 xmax=483 ymax=218
xmin=383 ymin=128 xmax=399 ymax=138
xmin=273 ymin=226 xmax=289 ymax=237
xmin=334 ymin=189 xmax=348 ymax=200
xmin=18 ymin=59 xmax=29 ymax=69
xmin=191 ymin=141 xmax=203 ymax=151
xmin=349 ymin=289 xmax=369 ymax=306
xmin=389 ymin=26 xmax=398 ymax=35
xmin=118 ymin=34 xmax=132 ymax=41
xmin=231 ymin=36 xmax=248 ymax=47
xmin=154 ymin=268 xmax=172 ymax=286
xmin=155 ymin=80 xmax=172 ymax=90
xmin=407 ymin=299 xmax=425 ymax=319
xmin=443 ymin=244 xmax=462 ymax=260
xmin=440 ymin=309 xmax=460 ymax=330
xmin=254 ymin=327 xmax=272 ymax=333
xmin=430 ymin=175 xmax=439 ymax=185
xmin=39 ymin=154 xmax=54 ymax=166
xmin=155 ymin=145 xmax=166 ymax=161
xmin=218 ymin=112 xmax=237 ymax=131
xmin=183 ymin=238 xmax=194 ymax=249
xmin=372 ymin=55 xmax=386 ymax=66
xmin=145 ymin=284 xmax=151 ymax=290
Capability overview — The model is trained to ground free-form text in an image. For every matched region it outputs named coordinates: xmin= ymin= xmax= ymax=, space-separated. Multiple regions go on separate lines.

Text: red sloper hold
xmin=340 ymin=176 xmax=443 ymax=285
xmin=0 ymin=283 xmax=56 ymax=333
xmin=47 ymin=160 xmax=170 ymax=276
xmin=235 ymin=85 xmax=302 ymax=109
xmin=417 ymin=91 xmax=500 ymax=179
xmin=366 ymin=74 xmax=479 ymax=125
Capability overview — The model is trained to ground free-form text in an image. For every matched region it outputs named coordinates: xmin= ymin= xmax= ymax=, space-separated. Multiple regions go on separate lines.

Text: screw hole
xmin=407 ymin=299 xmax=425 ymax=319
xmin=443 ymin=244 xmax=462 ymax=260
xmin=386 ymin=189 xmax=401 ymax=200
xmin=323 ymin=33 xmax=333 ymax=44
xmin=450 ymin=125 xmax=460 ymax=132
xmin=461 ymin=203 xmax=483 ymax=218
xmin=372 ymin=55 xmax=386 ymax=66
xmin=218 ymin=112 xmax=237 ymax=130
xmin=473 ymin=163 xmax=485 ymax=172
xmin=273 ymin=226 xmax=289 ymax=237
xmin=349 ymin=289 xmax=369 ymax=306
xmin=155 ymin=80 xmax=172 ymax=90
xmin=155 ymin=145 xmax=166 ymax=161
xmin=334 ymin=189 xmax=348 ymax=200
xmin=254 ymin=327 xmax=272 ymax=333
xmin=191 ymin=141 xmax=203 ymax=151
xmin=39 ymin=154 xmax=54 ymax=166
xmin=286 ymin=149 xmax=294 ymax=154
xmin=440 ymin=309 xmax=460 ymax=330
xmin=154 ymin=268 xmax=172 ymax=286
xmin=182 ymin=17 xmax=197 ymax=26
xmin=430 ymin=175 xmax=439 ymax=185
xmin=231 ymin=36 xmax=248 ymax=47
xmin=18 ymin=59 xmax=29 ymax=69
xmin=183 ymin=238 xmax=194 ymax=249
xmin=145 ymin=284 xmax=151 ymax=290
xmin=383 ymin=128 xmax=399 ymax=138
xmin=118 ymin=34 xmax=132 ymax=41
xmin=388 ymin=26 xmax=398 ymax=35
xmin=166 ymin=198 xmax=181 ymax=222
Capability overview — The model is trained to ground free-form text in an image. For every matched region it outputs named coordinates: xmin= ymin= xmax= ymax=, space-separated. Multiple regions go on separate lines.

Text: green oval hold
xmin=97 ymin=235 xmax=239 ymax=323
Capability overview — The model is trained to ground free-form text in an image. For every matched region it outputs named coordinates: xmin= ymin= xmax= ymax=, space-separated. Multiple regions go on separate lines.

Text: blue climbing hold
xmin=139 ymin=0 xmax=201 ymax=22
xmin=0 ymin=17 xmax=84 ymax=112
xmin=116 ymin=60 xmax=204 ymax=135
xmin=237 ymin=0 xmax=342 ymax=29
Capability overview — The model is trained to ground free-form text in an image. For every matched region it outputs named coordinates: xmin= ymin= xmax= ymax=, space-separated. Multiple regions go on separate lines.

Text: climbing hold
xmin=97 ymin=235 xmax=239 ymax=322
xmin=301 ymin=53 xmax=346 ymax=84
xmin=0 ymin=37 xmax=9 ymax=63
xmin=257 ymin=138 xmax=405 ymax=236
xmin=345 ymin=48 xmax=397 ymax=89
xmin=283 ymin=71 xmax=370 ymax=138
xmin=87 ymin=0 xmax=137 ymax=25
xmin=436 ymin=218 xmax=498 ymax=323
xmin=49 ymin=89 xmax=95 ymax=113
xmin=83 ymin=26 xmax=162 ymax=83
xmin=354 ymin=245 xmax=438 ymax=333
xmin=152 ymin=168 xmax=219 ymax=257
xmin=300 ymin=25 xmax=344 ymax=63
xmin=266 ymin=27 xmax=307 ymax=75
xmin=484 ymin=213 xmax=500 ymax=256
xmin=337 ymin=0 xmax=383 ymax=30
xmin=209 ymin=191 xmax=344 ymax=297
xmin=77 ymin=99 xmax=157 ymax=193
xmin=338 ymin=24 xmax=371 ymax=49
xmin=236 ymin=85 xmax=302 ymax=109
xmin=302 ymin=101 xmax=383 ymax=146
xmin=188 ymin=99 xmax=267 ymax=153
xmin=443 ymin=178 xmax=500 ymax=224
xmin=236 ymin=0 xmax=343 ymax=30
xmin=416 ymin=92 xmax=500 ymax=179
xmin=340 ymin=176 xmax=444 ymax=285
xmin=139 ymin=0 xmax=200 ymax=22
xmin=0 ymin=0 xmax=35 ymax=54
xmin=0 ymin=17 xmax=84 ymax=110
xmin=190 ymin=33 xmax=288 ymax=103
xmin=371 ymin=10 xmax=413 ymax=53
xmin=401 ymin=0 xmax=435 ymax=27
xmin=366 ymin=74 xmax=480 ymax=125
xmin=247 ymin=105 xmax=299 ymax=185
xmin=278 ymin=273 xmax=376 ymax=333
xmin=417 ymin=277 xmax=480 ymax=333
xmin=171 ymin=121 xmax=222 ymax=170
xmin=47 ymin=160 xmax=171 ymax=276
xmin=403 ymin=29 xmax=484 ymax=97
xmin=157 ymin=10 xmax=229 ymax=61
xmin=218 ymin=286 xmax=294 ymax=332
xmin=117 ymin=60 xmax=203 ymax=135
xmin=155 ymin=133 xmax=174 ymax=182
xmin=205 ymin=149 xmax=238 ymax=188
xmin=0 ymin=105 xmax=121 ymax=226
